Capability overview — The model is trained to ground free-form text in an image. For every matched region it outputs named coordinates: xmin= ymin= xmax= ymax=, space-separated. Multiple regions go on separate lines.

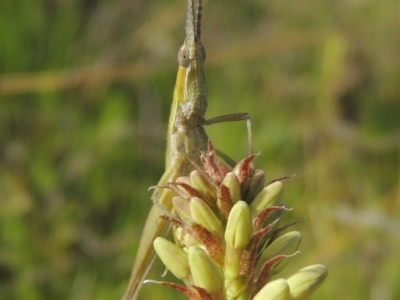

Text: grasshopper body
xmin=122 ymin=1 xmax=209 ymax=299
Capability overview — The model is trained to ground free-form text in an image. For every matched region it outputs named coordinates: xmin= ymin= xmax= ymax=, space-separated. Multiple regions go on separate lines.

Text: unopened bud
xmin=250 ymin=181 xmax=283 ymax=215
xmin=224 ymin=201 xmax=254 ymax=292
xmin=253 ymin=278 xmax=290 ymax=300
xmin=190 ymin=197 xmax=224 ymax=239
xmin=286 ymin=264 xmax=328 ymax=300
xmin=172 ymin=196 xmax=192 ymax=221
xmin=221 ymin=172 xmax=241 ymax=203
xmin=190 ymin=170 xmax=217 ymax=206
xmin=259 ymin=231 xmax=302 ymax=274
xmin=225 ymin=201 xmax=253 ymax=249
xmin=188 ymin=246 xmax=224 ymax=294
xmin=153 ymin=237 xmax=190 ymax=280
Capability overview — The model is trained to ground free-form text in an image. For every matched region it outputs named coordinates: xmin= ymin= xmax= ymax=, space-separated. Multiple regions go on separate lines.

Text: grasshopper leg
xmin=204 ymin=112 xmax=253 ymax=155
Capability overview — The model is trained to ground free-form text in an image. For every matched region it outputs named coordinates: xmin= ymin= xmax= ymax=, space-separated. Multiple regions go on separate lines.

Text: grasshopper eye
xmin=178 ymin=46 xmax=190 ymax=68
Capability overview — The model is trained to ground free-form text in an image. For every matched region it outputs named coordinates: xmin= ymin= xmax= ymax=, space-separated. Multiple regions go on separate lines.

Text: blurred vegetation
xmin=1 ymin=0 xmax=400 ymax=299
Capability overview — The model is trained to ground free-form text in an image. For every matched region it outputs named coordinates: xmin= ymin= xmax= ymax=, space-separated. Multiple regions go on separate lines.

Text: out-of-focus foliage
xmin=1 ymin=0 xmax=399 ymax=299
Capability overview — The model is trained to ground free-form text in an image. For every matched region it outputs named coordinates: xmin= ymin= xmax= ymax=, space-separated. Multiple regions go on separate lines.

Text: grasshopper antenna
xmin=186 ymin=0 xmax=195 ymax=40
xmin=195 ymin=0 xmax=203 ymax=40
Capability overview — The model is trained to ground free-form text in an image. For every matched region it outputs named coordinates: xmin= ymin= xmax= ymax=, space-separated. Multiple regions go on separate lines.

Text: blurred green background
xmin=1 ymin=0 xmax=400 ymax=299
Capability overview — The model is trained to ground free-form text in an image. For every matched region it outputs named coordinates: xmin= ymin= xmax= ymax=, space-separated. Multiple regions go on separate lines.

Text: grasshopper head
xmin=176 ymin=0 xmax=208 ymax=121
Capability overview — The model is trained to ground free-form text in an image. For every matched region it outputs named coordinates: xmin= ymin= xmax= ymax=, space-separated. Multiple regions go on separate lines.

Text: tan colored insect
xmin=122 ymin=1 xmax=252 ymax=299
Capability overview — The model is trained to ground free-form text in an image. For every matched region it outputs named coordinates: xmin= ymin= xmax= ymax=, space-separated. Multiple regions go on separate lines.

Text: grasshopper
xmin=122 ymin=1 xmax=252 ymax=299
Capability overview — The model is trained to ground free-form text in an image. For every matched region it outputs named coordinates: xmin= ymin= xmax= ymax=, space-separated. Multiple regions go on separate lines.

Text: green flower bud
xmin=259 ymin=231 xmax=302 ymax=274
xmin=249 ymin=181 xmax=283 ymax=215
xmin=190 ymin=197 xmax=224 ymax=239
xmin=225 ymin=201 xmax=253 ymax=249
xmin=190 ymin=170 xmax=217 ymax=206
xmin=235 ymin=292 xmax=251 ymax=300
xmin=253 ymin=279 xmax=290 ymax=300
xmin=172 ymin=196 xmax=192 ymax=221
xmin=286 ymin=264 xmax=328 ymax=300
xmin=221 ymin=172 xmax=241 ymax=203
xmin=153 ymin=237 xmax=190 ymax=280
xmin=224 ymin=201 xmax=254 ymax=295
xmin=188 ymin=246 xmax=224 ymax=294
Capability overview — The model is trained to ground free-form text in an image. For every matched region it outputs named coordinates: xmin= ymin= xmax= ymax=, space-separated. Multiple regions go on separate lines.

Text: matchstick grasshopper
xmin=123 ymin=1 xmax=252 ymax=299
